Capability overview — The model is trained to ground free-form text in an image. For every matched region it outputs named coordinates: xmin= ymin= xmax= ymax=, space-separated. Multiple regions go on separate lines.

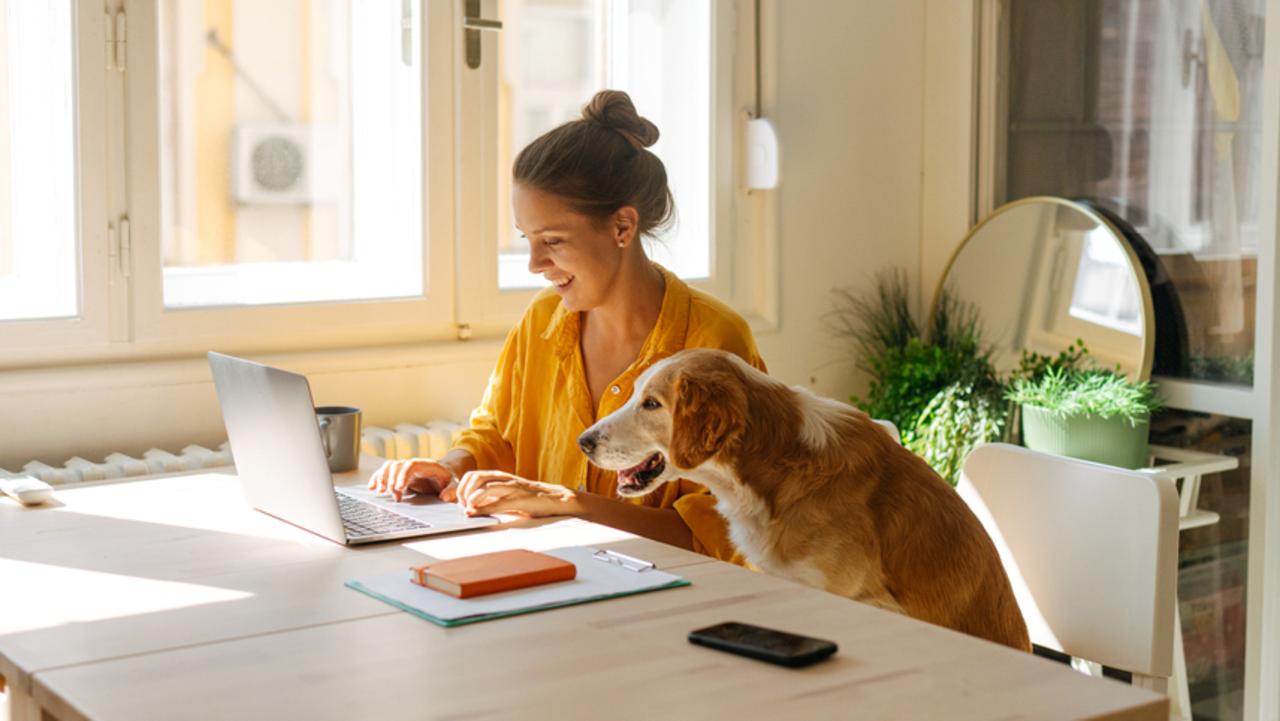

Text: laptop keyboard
xmin=335 ymin=491 xmax=431 ymax=538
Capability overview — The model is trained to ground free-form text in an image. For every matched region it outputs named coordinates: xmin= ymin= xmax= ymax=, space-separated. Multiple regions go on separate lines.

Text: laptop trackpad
xmin=335 ymin=485 xmax=497 ymax=528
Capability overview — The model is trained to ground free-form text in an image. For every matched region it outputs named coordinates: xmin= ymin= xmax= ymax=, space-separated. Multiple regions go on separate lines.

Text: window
xmin=495 ymin=0 xmax=712 ymax=290
xmin=2 ymin=0 xmax=764 ymax=361
xmin=455 ymin=0 xmax=751 ymax=333
xmin=0 ymin=1 xmax=78 ymax=322
xmin=156 ymin=0 xmax=423 ymax=309
xmin=1001 ymin=0 xmax=1266 ymax=385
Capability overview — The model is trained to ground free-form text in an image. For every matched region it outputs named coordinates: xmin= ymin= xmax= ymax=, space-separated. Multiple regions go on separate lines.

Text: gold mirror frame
xmin=929 ymin=196 xmax=1156 ymax=381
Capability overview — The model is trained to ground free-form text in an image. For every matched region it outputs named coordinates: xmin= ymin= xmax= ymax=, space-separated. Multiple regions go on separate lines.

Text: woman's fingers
xmin=365 ymin=459 xmax=455 ymax=502
xmin=439 ymin=479 xmax=459 ymax=503
xmin=455 ymin=470 xmax=517 ymax=507
xmin=371 ymin=460 xmax=401 ymax=493
xmin=462 ymin=480 xmax=518 ymax=511
xmin=466 ymin=494 xmax=531 ymax=518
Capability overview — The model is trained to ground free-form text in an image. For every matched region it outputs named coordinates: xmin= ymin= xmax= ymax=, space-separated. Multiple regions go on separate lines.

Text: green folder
xmin=345 ymin=546 xmax=691 ymax=628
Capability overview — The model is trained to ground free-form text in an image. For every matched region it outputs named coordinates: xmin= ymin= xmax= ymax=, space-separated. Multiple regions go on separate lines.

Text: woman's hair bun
xmin=582 ymin=89 xmax=660 ymax=149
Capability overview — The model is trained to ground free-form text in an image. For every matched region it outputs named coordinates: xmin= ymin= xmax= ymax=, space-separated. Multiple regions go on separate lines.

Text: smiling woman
xmin=368 ymin=90 xmax=764 ymax=562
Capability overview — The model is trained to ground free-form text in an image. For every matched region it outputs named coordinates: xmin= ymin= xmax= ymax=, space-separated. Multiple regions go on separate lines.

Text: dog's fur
xmin=580 ymin=348 xmax=1030 ymax=651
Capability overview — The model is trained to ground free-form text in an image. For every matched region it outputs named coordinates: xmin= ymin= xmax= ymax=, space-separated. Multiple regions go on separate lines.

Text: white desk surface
xmin=1 ymin=465 xmax=1166 ymax=721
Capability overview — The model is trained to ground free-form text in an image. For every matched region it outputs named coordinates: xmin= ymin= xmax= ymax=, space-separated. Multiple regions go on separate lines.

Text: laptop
xmin=208 ymin=352 xmax=497 ymax=545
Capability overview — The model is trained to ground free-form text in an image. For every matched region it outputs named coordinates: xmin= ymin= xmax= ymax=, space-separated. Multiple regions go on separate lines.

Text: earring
xmin=618 ymin=240 xmax=626 ymax=248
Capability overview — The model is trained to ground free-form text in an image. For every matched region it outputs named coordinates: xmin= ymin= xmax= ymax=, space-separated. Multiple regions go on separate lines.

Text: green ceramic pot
xmin=1020 ymin=404 xmax=1150 ymax=469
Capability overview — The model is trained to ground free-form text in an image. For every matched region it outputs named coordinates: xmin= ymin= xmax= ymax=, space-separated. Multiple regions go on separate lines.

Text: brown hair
xmin=513 ymin=89 xmax=674 ymax=237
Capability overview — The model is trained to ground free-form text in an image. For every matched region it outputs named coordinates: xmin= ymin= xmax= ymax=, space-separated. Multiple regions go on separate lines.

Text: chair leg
xmin=1170 ymin=603 xmax=1193 ymax=721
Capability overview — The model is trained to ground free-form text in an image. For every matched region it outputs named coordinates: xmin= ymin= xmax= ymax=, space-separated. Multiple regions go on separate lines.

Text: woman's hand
xmin=455 ymin=470 xmax=581 ymax=518
xmin=367 ymin=459 xmax=458 ymax=502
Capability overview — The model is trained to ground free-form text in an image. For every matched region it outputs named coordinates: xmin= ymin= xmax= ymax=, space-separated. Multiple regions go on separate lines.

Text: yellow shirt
xmin=453 ymin=264 xmax=766 ymax=562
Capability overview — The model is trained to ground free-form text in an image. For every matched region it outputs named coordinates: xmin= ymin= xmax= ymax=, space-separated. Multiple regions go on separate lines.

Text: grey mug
xmin=316 ymin=405 xmax=362 ymax=473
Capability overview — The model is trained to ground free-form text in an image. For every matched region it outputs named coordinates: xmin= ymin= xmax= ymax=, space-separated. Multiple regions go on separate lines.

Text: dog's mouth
xmin=616 ymin=452 xmax=666 ymax=494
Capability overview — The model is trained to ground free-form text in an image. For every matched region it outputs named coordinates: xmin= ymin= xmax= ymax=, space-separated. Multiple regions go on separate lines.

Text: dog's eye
xmin=641 ymin=397 xmax=661 ymax=410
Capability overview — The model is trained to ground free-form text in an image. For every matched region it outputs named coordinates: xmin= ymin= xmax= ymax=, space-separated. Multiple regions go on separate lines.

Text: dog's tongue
xmin=619 ymin=453 xmax=659 ymax=481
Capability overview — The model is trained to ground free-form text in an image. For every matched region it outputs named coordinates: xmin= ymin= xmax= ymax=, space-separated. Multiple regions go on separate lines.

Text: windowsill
xmin=0 ymin=302 xmax=781 ymax=396
xmin=0 ymin=335 xmax=507 ymax=395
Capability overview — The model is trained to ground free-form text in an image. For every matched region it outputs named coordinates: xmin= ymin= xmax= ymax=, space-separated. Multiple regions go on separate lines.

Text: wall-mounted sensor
xmin=744 ymin=115 xmax=780 ymax=190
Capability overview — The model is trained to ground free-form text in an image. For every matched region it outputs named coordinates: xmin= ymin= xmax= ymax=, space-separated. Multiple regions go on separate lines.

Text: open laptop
xmin=208 ymin=352 xmax=497 ymax=545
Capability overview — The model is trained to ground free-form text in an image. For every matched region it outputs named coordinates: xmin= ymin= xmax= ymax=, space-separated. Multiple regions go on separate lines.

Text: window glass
xmin=1004 ymin=5 xmax=1264 ymax=718
xmin=0 ymin=0 xmax=77 ymax=322
xmin=497 ymin=0 xmax=711 ymax=289
xmin=1004 ymin=0 xmax=1265 ymax=385
xmin=1150 ymin=410 xmax=1251 ymax=721
xmin=158 ymin=0 xmax=422 ymax=308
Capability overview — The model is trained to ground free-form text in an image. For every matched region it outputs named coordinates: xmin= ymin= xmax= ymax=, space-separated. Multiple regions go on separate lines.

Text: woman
xmin=368 ymin=90 xmax=764 ymax=560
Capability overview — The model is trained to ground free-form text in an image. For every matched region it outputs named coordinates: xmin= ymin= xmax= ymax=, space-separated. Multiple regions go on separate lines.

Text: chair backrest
xmin=957 ymin=443 xmax=1179 ymax=676
xmin=874 ymin=419 xmax=901 ymax=444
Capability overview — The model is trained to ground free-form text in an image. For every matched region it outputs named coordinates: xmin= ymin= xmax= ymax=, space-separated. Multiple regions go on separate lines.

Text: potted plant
xmin=829 ymin=270 xmax=1006 ymax=485
xmin=1005 ymin=367 xmax=1162 ymax=469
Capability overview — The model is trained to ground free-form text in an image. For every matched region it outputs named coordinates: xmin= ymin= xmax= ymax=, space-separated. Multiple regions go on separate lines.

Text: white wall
xmin=0 ymin=0 xmax=929 ymax=471
xmin=757 ymin=0 xmax=924 ymax=396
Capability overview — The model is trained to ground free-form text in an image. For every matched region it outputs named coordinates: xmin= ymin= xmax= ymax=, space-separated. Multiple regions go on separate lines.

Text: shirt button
xmin=610 ymin=385 xmax=621 ymax=395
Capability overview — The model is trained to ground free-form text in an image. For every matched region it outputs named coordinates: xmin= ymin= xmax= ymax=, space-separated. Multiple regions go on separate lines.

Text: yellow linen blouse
xmin=452 ymin=264 xmax=766 ymax=562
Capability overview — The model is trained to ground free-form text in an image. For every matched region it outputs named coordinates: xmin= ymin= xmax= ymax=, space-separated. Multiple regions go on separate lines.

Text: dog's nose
xmin=577 ymin=431 xmax=598 ymax=456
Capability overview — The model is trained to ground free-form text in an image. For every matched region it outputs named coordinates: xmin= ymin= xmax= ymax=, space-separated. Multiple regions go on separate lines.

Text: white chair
xmin=873 ymin=419 xmax=901 ymax=444
xmin=957 ymin=443 xmax=1180 ymax=706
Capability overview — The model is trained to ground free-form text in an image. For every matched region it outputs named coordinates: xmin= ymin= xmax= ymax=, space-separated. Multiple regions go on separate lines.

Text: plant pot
xmin=1020 ymin=404 xmax=1150 ymax=469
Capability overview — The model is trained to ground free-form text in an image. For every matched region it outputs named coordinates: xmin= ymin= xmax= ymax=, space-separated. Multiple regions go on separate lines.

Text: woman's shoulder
xmin=684 ymin=285 xmax=759 ymax=360
xmin=504 ymin=287 xmax=563 ymax=334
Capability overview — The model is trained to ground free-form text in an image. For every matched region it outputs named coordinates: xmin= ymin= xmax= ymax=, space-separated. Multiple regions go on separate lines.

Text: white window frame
xmin=121 ymin=0 xmax=456 ymax=357
xmin=3 ymin=1 xmax=112 ymax=359
xmin=455 ymin=0 xmax=774 ymax=337
xmin=0 ymin=0 xmax=774 ymax=367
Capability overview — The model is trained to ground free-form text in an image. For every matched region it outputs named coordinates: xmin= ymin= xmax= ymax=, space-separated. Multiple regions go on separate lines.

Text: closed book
xmin=410 ymin=549 xmax=577 ymax=598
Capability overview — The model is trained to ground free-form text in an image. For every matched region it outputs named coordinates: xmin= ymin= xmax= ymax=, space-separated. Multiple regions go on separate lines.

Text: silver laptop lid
xmin=208 ymin=352 xmax=347 ymax=544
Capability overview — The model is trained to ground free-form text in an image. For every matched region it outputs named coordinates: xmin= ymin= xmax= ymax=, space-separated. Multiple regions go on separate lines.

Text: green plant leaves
xmin=1004 ymin=367 xmax=1161 ymax=425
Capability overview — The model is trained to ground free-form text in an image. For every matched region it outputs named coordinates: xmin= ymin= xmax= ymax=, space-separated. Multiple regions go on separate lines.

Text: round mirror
xmin=934 ymin=197 xmax=1155 ymax=380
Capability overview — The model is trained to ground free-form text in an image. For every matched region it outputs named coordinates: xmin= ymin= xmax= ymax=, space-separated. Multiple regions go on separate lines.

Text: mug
xmin=316 ymin=405 xmax=362 ymax=473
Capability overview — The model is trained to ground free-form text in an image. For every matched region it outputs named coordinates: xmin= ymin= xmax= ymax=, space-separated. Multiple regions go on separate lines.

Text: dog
xmin=578 ymin=348 xmax=1030 ymax=651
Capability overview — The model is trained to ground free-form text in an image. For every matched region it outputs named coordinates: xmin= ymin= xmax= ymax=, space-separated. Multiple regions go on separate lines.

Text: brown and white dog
xmin=578 ymin=348 xmax=1030 ymax=651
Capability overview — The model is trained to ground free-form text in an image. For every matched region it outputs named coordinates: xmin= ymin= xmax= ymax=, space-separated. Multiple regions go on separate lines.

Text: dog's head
xmin=578 ymin=348 xmax=748 ymax=497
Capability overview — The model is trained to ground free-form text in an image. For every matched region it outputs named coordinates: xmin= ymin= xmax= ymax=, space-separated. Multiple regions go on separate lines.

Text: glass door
xmin=997 ymin=2 xmax=1267 ymax=718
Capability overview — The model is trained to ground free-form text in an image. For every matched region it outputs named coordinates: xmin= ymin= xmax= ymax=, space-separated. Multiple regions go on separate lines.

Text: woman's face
xmin=513 ymin=183 xmax=635 ymax=312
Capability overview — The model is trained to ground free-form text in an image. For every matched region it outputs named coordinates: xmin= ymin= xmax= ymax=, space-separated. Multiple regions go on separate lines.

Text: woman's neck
xmin=584 ymin=254 xmax=665 ymax=345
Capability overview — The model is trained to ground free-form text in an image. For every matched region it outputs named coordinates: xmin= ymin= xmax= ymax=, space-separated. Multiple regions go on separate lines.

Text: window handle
xmin=464 ymin=17 xmax=502 ymax=31
xmin=464 ymin=0 xmax=502 ymax=70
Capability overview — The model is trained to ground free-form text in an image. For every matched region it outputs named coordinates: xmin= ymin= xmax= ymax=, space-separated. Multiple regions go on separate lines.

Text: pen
xmin=594 ymin=549 xmax=655 ymax=571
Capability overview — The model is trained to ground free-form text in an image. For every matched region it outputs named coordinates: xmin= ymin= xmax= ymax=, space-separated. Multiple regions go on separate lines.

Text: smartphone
xmin=688 ymin=621 xmax=838 ymax=668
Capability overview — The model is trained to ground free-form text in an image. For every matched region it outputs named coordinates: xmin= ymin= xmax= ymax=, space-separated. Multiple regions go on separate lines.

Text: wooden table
xmin=1 ymin=465 xmax=1167 ymax=721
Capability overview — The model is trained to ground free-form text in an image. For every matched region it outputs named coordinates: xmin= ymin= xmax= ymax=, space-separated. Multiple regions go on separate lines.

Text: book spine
xmin=459 ymin=565 xmax=576 ymax=598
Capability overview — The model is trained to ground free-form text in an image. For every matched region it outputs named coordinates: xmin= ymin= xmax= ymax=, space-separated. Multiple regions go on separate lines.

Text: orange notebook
xmin=410 ymin=549 xmax=577 ymax=599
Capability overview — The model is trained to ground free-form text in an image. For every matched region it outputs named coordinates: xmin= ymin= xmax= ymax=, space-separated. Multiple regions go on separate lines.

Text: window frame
xmin=0 ymin=0 xmax=774 ymax=368
xmin=2 ymin=0 xmax=112 ymax=359
xmin=121 ymin=0 xmax=456 ymax=357
xmin=454 ymin=0 xmax=768 ymax=338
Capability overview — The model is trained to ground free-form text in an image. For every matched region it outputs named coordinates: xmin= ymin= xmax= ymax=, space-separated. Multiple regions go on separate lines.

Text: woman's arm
xmin=570 ymin=492 xmax=694 ymax=550
xmin=453 ymin=471 xmax=694 ymax=550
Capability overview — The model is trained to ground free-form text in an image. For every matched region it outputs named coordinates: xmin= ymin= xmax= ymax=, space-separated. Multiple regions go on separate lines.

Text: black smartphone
xmin=688 ymin=621 xmax=838 ymax=668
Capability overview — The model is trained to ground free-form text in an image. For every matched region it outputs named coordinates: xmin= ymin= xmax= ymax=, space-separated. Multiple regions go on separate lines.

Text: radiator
xmin=0 ymin=420 xmax=466 ymax=486
xmin=0 ymin=443 xmax=236 ymax=486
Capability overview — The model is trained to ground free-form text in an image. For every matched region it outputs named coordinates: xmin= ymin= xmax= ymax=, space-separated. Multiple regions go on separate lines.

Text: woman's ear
xmin=613 ymin=206 xmax=640 ymax=248
xmin=669 ymin=369 xmax=745 ymax=470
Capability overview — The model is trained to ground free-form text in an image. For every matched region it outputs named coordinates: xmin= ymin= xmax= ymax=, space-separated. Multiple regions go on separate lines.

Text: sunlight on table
xmin=0 ymin=559 xmax=253 ymax=635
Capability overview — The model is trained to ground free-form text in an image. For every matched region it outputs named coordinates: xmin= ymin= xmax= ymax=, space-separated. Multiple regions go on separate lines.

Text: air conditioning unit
xmin=231 ymin=123 xmax=340 ymax=205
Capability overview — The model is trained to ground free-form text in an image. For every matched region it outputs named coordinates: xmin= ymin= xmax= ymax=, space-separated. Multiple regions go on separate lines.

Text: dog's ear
xmin=670 ymin=368 xmax=745 ymax=469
